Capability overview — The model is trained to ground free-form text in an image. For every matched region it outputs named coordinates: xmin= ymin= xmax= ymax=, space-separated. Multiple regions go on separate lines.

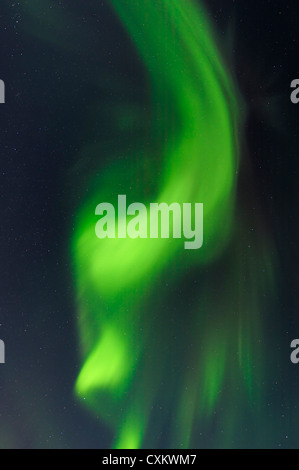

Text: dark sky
xmin=0 ymin=0 xmax=298 ymax=448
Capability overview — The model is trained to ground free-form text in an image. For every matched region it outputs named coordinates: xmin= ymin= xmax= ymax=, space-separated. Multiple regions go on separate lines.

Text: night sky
xmin=0 ymin=0 xmax=299 ymax=449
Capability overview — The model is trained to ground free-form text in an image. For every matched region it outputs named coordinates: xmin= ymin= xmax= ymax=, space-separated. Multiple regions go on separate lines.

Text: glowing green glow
xmin=71 ymin=0 xmax=271 ymax=449
xmin=72 ymin=0 xmax=240 ymax=297
xmin=76 ymin=327 xmax=133 ymax=392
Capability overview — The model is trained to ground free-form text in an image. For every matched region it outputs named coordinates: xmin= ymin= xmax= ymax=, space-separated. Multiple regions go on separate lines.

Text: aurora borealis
xmin=72 ymin=0 xmax=273 ymax=449
xmin=1 ymin=0 xmax=299 ymax=450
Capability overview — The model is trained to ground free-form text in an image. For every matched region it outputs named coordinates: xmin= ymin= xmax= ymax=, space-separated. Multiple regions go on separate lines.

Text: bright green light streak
xmin=72 ymin=0 xmax=252 ymax=449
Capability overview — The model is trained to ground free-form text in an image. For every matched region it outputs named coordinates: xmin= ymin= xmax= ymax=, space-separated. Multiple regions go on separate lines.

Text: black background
xmin=0 ymin=0 xmax=298 ymax=448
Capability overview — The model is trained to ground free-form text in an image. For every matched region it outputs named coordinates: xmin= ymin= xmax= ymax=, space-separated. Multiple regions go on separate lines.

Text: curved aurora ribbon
xmin=72 ymin=0 xmax=273 ymax=449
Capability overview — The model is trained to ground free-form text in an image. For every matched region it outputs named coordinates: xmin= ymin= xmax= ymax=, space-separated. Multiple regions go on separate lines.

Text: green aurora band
xmin=71 ymin=0 xmax=275 ymax=449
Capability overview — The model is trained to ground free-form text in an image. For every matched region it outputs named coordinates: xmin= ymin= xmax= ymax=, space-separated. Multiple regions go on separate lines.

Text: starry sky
xmin=0 ymin=0 xmax=298 ymax=449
